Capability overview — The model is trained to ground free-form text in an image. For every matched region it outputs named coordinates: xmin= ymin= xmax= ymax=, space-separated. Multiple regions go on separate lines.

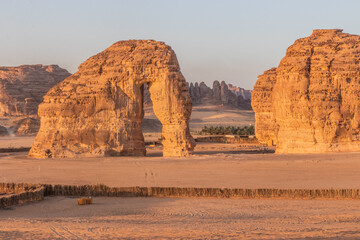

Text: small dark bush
xmin=199 ymin=125 xmax=254 ymax=136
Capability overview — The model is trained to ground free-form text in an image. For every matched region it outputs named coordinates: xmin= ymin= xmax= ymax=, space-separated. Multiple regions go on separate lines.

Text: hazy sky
xmin=1 ymin=0 xmax=360 ymax=89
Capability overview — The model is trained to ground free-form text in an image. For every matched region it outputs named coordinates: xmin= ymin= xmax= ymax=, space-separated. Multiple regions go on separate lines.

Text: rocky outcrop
xmin=0 ymin=65 xmax=70 ymax=117
xmin=145 ymin=80 xmax=252 ymax=109
xmin=227 ymin=83 xmax=252 ymax=100
xmin=187 ymin=81 xmax=252 ymax=109
xmin=29 ymin=40 xmax=195 ymax=158
xmin=10 ymin=118 xmax=40 ymax=136
xmin=251 ymin=68 xmax=278 ymax=145
xmin=252 ymin=29 xmax=360 ymax=153
xmin=0 ymin=125 xmax=8 ymax=136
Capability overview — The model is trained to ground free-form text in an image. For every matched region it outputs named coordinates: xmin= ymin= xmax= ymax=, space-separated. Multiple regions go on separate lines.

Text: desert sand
xmin=1 ymin=142 xmax=360 ymax=189
xmin=1 ymin=98 xmax=360 ymax=239
xmin=144 ymin=104 xmax=255 ymax=133
xmin=2 ymin=132 xmax=360 ymax=239
xmin=1 ymin=197 xmax=360 ymax=239
xmin=0 ymin=136 xmax=34 ymax=149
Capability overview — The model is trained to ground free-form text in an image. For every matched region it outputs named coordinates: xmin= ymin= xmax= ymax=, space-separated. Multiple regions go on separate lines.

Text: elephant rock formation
xmin=29 ymin=40 xmax=195 ymax=158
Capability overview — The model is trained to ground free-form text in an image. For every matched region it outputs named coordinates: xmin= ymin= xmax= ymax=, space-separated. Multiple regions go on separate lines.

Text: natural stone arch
xmin=29 ymin=40 xmax=195 ymax=158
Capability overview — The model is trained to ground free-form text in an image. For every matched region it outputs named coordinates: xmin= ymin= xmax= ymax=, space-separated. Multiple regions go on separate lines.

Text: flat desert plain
xmin=2 ymin=108 xmax=360 ymax=239
xmin=2 ymin=197 xmax=360 ymax=239
xmin=1 ymin=143 xmax=360 ymax=239
xmin=143 ymin=104 xmax=255 ymax=133
xmin=1 ymin=143 xmax=360 ymax=189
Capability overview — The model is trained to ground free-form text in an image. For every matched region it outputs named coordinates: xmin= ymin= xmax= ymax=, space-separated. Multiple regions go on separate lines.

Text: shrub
xmin=199 ymin=125 xmax=254 ymax=136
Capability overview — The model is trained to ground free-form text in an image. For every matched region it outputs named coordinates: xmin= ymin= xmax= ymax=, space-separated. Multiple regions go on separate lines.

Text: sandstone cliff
xmin=10 ymin=118 xmax=40 ymax=136
xmin=0 ymin=125 xmax=8 ymax=136
xmin=29 ymin=40 xmax=195 ymax=158
xmin=188 ymin=81 xmax=252 ymax=109
xmin=251 ymin=68 xmax=278 ymax=145
xmin=252 ymin=29 xmax=360 ymax=153
xmin=143 ymin=80 xmax=252 ymax=110
xmin=0 ymin=65 xmax=70 ymax=117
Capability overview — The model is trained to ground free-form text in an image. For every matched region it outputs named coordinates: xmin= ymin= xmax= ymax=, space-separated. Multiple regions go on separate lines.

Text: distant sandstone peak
xmin=187 ymin=80 xmax=252 ymax=109
xmin=0 ymin=64 xmax=71 ymax=117
xmin=143 ymin=80 xmax=252 ymax=110
xmin=252 ymin=29 xmax=360 ymax=153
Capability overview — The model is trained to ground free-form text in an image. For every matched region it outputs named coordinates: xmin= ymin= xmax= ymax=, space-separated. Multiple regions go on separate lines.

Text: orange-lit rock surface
xmin=29 ymin=40 xmax=195 ymax=158
xmin=10 ymin=118 xmax=40 ymax=136
xmin=253 ymin=29 xmax=360 ymax=153
xmin=0 ymin=65 xmax=70 ymax=117
xmin=251 ymin=68 xmax=278 ymax=145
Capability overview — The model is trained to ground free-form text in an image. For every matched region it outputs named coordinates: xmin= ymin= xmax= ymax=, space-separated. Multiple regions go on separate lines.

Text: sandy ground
xmin=1 ymin=107 xmax=360 ymax=240
xmin=143 ymin=104 xmax=255 ymax=132
xmin=0 ymin=136 xmax=35 ymax=149
xmin=1 ymin=142 xmax=360 ymax=189
xmin=1 ymin=197 xmax=360 ymax=239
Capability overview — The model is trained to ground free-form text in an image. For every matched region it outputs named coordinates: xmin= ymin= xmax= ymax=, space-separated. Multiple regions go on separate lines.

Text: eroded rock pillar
xmin=148 ymin=70 xmax=195 ymax=157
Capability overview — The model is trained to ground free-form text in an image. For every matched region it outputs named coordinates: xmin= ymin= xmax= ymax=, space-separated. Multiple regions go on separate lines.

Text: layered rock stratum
xmin=252 ymin=29 xmax=360 ymax=153
xmin=0 ymin=65 xmax=70 ymax=117
xmin=29 ymin=40 xmax=195 ymax=158
xmin=252 ymin=68 xmax=278 ymax=145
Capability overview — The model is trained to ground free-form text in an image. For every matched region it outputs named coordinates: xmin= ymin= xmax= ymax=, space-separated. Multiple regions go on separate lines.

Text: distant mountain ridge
xmin=144 ymin=80 xmax=252 ymax=110
xmin=188 ymin=81 xmax=252 ymax=110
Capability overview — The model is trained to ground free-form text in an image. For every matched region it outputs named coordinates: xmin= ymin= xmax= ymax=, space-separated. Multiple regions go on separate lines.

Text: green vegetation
xmin=199 ymin=125 xmax=255 ymax=136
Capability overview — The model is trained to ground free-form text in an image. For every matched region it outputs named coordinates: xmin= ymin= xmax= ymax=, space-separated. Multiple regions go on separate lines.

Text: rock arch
xmin=29 ymin=40 xmax=195 ymax=158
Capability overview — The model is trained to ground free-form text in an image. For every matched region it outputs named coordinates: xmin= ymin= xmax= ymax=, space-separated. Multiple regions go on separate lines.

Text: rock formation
xmin=227 ymin=83 xmax=252 ymax=100
xmin=0 ymin=65 xmax=70 ymax=117
xmin=252 ymin=68 xmax=278 ymax=146
xmin=143 ymin=80 xmax=252 ymax=109
xmin=187 ymin=80 xmax=252 ymax=109
xmin=10 ymin=118 xmax=40 ymax=136
xmin=0 ymin=125 xmax=8 ymax=136
xmin=252 ymin=29 xmax=360 ymax=153
xmin=29 ymin=40 xmax=195 ymax=158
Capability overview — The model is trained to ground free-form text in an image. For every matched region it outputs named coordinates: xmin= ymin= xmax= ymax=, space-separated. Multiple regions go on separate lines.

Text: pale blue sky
xmin=1 ymin=0 xmax=359 ymax=89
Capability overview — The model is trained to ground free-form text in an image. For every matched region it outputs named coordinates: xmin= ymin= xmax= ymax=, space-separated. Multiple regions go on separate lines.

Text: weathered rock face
xmin=188 ymin=81 xmax=252 ymax=109
xmin=0 ymin=65 xmax=70 ymax=117
xmin=228 ymin=83 xmax=252 ymax=100
xmin=10 ymin=118 xmax=40 ymax=136
xmin=251 ymin=68 xmax=278 ymax=145
xmin=212 ymin=81 xmax=222 ymax=103
xmin=143 ymin=80 xmax=252 ymax=110
xmin=29 ymin=40 xmax=195 ymax=158
xmin=253 ymin=29 xmax=360 ymax=153
xmin=0 ymin=125 xmax=9 ymax=136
